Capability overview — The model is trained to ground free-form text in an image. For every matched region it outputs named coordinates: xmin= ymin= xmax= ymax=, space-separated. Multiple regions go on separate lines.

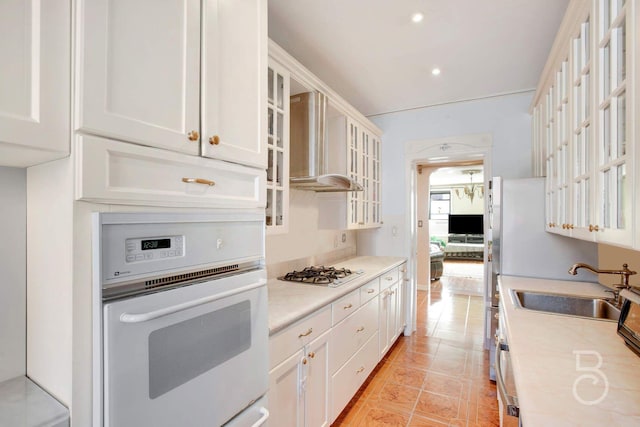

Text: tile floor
xmin=332 ymin=271 xmax=499 ymax=426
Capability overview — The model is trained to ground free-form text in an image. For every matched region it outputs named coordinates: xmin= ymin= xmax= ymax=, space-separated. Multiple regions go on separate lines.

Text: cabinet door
xmin=201 ymin=0 xmax=267 ymax=168
xmin=304 ymin=329 xmax=331 ymax=427
xmin=593 ymin=0 xmax=633 ymax=247
xmin=378 ymin=289 xmax=390 ymax=357
xmin=78 ymin=0 xmax=201 ymax=155
xmin=346 ymin=118 xmax=362 ymax=228
xmin=0 ymin=0 xmax=70 ymax=167
xmin=265 ymin=60 xmax=290 ymax=233
xmin=388 ymin=283 xmax=399 ymax=342
xmin=268 ymin=350 xmax=304 ymax=427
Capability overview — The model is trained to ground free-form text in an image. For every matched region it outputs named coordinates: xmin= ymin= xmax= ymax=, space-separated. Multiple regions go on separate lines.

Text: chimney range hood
xmin=289 ymin=92 xmax=363 ymax=192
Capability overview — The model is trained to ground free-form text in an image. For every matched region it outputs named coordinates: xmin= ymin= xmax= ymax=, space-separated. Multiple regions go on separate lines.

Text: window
xmin=430 ymin=191 xmax=451 ymax=220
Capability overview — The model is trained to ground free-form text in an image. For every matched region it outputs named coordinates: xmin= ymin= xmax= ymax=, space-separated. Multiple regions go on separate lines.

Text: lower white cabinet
xmin=268 ymin=308 xmax=331 ymax=427
xmin=76 ymin=135 xmax=265 ymax=208
xmin=268 ymin=263 xmax=407 ymax=426
xmin=331 ymin=331 xmax=379 ymax=420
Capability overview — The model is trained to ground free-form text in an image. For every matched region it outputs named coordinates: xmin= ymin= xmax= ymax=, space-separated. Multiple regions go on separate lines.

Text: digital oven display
xmin=141 ymin=238 xmax=171 ymax=251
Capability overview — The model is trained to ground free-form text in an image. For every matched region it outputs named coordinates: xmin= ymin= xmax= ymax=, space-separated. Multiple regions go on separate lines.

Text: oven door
xmin=103 ymin=269 xmax=268 ymax=427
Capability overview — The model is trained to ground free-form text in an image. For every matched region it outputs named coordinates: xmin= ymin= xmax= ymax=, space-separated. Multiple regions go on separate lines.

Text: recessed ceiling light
xmin=411 ymin=12 xmax=424 ymax=23
xmin=432 ymin=68 xmax=441 ymax=76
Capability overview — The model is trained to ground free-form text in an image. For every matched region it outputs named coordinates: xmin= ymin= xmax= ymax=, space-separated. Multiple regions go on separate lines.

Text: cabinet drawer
xmin=269 ymin=306 xmax=331 ymax=369
xmin=331 ymin=297 xmax=378 ymax=373
xmin=331 ymin=289 xmax=360 ymax=325
xmin=76 ymin=135 xmax=265 ymax=208
xmin=331 ymin=331 xmax=379 ymax=422
xmin=359 ymin=278 xmax=380 ymax=304
xmin=379 ymin=267 xmax=400 ymax=290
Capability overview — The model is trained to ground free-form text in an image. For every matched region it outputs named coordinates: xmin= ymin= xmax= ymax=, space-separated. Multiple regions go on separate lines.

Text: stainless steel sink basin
xmin=511 ymin=290 xmax=620 ymax=321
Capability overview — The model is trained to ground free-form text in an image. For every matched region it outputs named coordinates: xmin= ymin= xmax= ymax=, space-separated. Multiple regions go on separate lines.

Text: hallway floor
xmin=332 ymin=276 xmax=499 ymax=426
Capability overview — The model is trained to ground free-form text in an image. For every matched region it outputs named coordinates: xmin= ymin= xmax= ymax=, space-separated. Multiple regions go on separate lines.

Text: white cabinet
xmin=77 ymin=0 xmax=266 ymax=168
xmin=266 ymin=60 xmax=290 ymax=233
xmin=534 ymin=0 xmax=636 ymax=248
xmin=0 ymin=0 xmax=70 ymax=167
xmin=76 ymin=135 xmax=265 ymax=208
xmin=268 ymin=308 xmax=331 ymax=427
xmin=379 ymin=265 xmax=405 ymax=358
xmin=319 ymin=115 xmax=382 ymax=230
xmin=200 ymin=0 xmax=267 ymax=168
xmin=77 ymin=0 xmax=201 ymax=155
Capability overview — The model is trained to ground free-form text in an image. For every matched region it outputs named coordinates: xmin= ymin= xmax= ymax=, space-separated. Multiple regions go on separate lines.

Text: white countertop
xmin=268 ymin=256 xmax=406 ymax=334
xmin=499 ymin=275 xmax=640 ymax=426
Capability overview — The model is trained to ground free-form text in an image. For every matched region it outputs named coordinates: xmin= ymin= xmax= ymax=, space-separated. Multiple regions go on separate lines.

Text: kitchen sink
xmin=511 ymin=290 xmax=620 ymax=321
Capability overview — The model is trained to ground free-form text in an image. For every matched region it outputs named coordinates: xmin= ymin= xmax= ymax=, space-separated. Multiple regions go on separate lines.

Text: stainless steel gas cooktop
xmin=278 ymin=266 xmax=364 ymax=287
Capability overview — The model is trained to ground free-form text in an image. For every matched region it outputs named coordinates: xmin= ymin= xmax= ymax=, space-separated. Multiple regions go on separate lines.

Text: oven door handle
xmin=250 ymin=407 xmax=269 ymax=427
xmin=119 ymin=279 xmax=267 ymax=323
xmin=495 ymin=341 xmax=520 ymax=418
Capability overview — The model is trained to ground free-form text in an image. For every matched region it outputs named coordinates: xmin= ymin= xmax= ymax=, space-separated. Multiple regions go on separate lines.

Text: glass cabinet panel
xmin=266 ymin=61 xmax=290 ymax=234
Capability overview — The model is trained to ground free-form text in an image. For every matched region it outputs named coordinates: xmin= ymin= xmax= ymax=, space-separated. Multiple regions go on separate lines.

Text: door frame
xmin=403 ymin=133 xmax=493 ymax=334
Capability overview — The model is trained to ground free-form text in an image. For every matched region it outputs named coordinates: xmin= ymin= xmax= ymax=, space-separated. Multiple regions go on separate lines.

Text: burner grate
xmin=279 ymin=266 xmax=354 ymax=285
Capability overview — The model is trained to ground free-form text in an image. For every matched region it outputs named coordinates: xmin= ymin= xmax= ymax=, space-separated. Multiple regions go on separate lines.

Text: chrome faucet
xmin=568 ymin=262 xmax=637 ymax=304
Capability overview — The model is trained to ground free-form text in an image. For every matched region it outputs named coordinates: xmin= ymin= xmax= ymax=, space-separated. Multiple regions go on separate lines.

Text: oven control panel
xmin=125 ymin=235 xmax=184 ymax=263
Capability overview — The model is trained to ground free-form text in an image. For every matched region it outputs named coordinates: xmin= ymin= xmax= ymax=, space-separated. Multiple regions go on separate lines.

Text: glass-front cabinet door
xmin=594 ymin=0 xmax=633 ymax=246
xmin=266 ymin=60 xmax=289 ymax=234
xmin=571 ymin=15 xmax=596 ymax=241
xmin=347 ymin=117 xmax=363 ymax=228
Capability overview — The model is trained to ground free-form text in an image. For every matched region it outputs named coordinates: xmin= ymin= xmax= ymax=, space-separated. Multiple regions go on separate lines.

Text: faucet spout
xmin=568 ymin=262 xmax=637 ymax=287
xmin=568 ymin=263 xmax=600 ymax=276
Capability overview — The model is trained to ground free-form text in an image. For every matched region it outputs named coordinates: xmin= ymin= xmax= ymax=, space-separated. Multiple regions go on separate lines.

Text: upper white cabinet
xmin=533 ymin=0 xmax=636 ymax=248
xmin=77 ymin=0 xmax=266 ymax=169
xmin=319 ymin=115 xmax=382 ymax=230
xmin=266 ymin=60 xmax=290 ymax=233
xmin=200 ymin=0 xmax=267 ymax=168
xmin=0 ymin=0 xmax=70 ymax=167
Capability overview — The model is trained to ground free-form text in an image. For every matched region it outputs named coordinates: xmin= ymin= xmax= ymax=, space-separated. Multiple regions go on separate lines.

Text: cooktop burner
xmin=279 ymin=266 xmax=363 ymax=287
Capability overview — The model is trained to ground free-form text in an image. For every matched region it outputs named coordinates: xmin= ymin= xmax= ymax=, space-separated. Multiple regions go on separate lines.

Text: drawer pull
xmin=298 ymin=328 xmax=313 ymax=338
xmin=385 ymin=276 xmax=393 ymax=281
xmin=356 ymin=366 xmax=365 ymax=374
xmin=302 ymin=357 xmax=308 ymax=365
xmin=367 ymin=289 xmax=375 ymax=294
xmin=187 ymin=130 xmax=199 ymax=141
xmin=344 ymin=303 xmax=353 ymax=310
xmin=308 ymin=352 xmax=315 ymax=359
xmin=209 ymin=135 xmax=220 ymax=145
xmin=182 ymin=177 xmax=215 ymax=186
xmin=356 ymin=326 xmax=365 ymax=333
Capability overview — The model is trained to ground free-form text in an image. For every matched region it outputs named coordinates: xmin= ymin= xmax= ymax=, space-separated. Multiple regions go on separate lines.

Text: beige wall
xmin=265 ymin=189 xmax=357 ymax=278
xmin=598 ymin=243 xmax=640 ymax=287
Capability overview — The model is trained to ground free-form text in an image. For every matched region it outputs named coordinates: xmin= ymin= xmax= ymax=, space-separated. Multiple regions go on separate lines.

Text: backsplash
xmin=266 ymin=246 xmax=357 ymax=279
xmin=265 ymin=189 xmax=357 ymax=270
xmin=598 ymin=243 xmax=640 ymax=288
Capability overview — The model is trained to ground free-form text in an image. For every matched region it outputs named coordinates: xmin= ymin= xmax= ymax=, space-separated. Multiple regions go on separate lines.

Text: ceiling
xmin=268 ymin=0 xmax=570 ymax=117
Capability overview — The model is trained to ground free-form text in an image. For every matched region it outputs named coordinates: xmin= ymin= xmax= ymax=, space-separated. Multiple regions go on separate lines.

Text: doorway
xmin=402 ymin=133 xmax=491 ymax=339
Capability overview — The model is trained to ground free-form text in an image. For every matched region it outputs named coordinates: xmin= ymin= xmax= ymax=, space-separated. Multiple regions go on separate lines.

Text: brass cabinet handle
xmin=385 ymin=276 xmax=393 ymax=281
xmin=589 ymin=224 xmax=600 ymax=232
xmin=356 ymin=326 xmax=365 ymax=332
xmin=308 ymin=352 xmax=315 ymax=359
xmin=187 ymin=130 xmax=199 ymax=141
xmin=302 ymin=358 xmax=308 ymax=365
xmin=209 ymin=135 xmax=220 ymax=145
xmin=298 ymin=328 xmax=313 ymax=338
xmin=344 ymin=303 xmax=353 ymax=310
xmin=182 ymin=177 xmax=215 ymax=186
xmin=367 ymin=289 xmax=375 ymax=294
xmin=356 ymin=366 xmax=365 ymax=374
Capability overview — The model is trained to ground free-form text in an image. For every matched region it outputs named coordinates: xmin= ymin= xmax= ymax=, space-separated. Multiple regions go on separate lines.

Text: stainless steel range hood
xmin=289 ymin=92 xmax=363 ymax=192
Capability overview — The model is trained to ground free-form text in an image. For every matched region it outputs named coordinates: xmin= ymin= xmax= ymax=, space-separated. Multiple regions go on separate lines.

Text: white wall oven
xmin=92 ymin=212 xmax=269 ymax=427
